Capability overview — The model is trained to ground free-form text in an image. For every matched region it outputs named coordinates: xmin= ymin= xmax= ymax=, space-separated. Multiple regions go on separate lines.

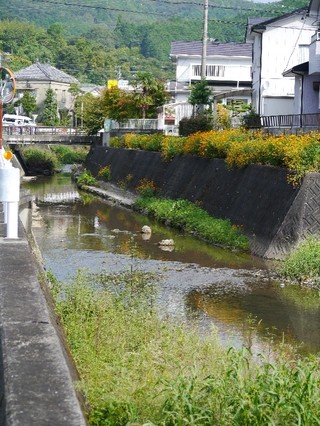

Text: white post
xmin=3 ymin=201 xmax=7 ymax=223
xmin=6 ymin=202 xmax=18 ymax=238
xmin=0 ymin=151 xmax=20 ymax=239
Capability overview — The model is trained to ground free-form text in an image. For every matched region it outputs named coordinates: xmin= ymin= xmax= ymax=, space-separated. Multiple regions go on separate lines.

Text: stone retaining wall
xmin=85 ymin=146 xmax=320 ymax=259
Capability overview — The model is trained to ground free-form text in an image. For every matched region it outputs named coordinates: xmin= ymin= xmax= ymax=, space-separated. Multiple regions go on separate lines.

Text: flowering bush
xmin=161 ymin=136 xmax=186 ymax=160
xmin=135 ymin=178 xmax=156 ymax=197
xmin=110 ymin=130 xmax=320 ymax=183
xmin=98 ymin=165 xmax=111 ymax=181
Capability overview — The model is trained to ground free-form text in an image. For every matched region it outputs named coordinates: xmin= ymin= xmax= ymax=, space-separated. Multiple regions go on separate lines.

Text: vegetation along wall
xmin=85 ymin=146 xmax=320 ymax=259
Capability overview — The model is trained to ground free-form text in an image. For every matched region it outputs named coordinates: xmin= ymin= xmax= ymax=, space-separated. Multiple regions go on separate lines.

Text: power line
xmin=27 ymin=0 xmax=306 ymax=17
xmin=30 ymin=0 xmax=166 ymax=16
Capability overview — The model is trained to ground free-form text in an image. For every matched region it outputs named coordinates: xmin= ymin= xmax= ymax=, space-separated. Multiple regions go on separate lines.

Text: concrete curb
xmin=0 ymin=223 xmax=87 ymax=425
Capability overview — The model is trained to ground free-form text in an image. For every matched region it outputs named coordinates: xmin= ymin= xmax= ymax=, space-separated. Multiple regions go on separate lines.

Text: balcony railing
xmin=261 ymin=113 xmax=320 ymax=129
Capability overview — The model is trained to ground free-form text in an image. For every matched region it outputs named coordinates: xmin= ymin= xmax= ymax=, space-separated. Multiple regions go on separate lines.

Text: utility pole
xmin=201 ymin=0 xmax=208 ymax=80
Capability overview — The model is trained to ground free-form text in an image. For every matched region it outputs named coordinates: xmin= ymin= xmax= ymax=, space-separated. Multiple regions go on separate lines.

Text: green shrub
xmin=135 ymin=196 xmax=249 ymax=250
xmin=241 ymin=106 xmax=261 ymax=129
xmin=76 ymin=170 xmax=97 ymax=186
xmin=179 ymin=114 xmax=213 ymax=136
xmin=110 ymin=137 xmax=125 ymax=148
xmin=279 ymin=236 xmax=320 ymax=283
xmin=51 ymin=145 xmax=89 ymax=164
xmin=22 ymin=147 xmax=59 ymax=173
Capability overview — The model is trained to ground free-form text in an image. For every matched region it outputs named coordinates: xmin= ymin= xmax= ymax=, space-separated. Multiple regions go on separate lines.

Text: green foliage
xmin=213 ymin=104 xmax=232 ymax=130
xmin=189 ymin=80 xmax=213 ymax=108
xmin=51 ymin=268 xmax=320 ymax=425
xmin=80 ymin=93 xmax=106 ymax=135
xmin=135 ymin=196 xmax=249 ymax=250
xmin=241 ymin=105 xmax=262 ymax=129
xmin=0 ymin=0 xmax=307 ymax=85
xmin=132 ymin=72 xmax=168 ymax=119
xmin=76 ymin=170 xmax=97 ymax=186
xmin=50 ymin=145 xmax=89 ymax=164
xmin=179 ymin=114 xmax=213 ymax=136
xmin=100 ymin=87 xmax=140 ymax=122
xmin=279 ymin=236 xmax=320 ymax=284
xmin=40 ymin=88 xmax=59 ymax=125
xmin=22 ymin=147 xmax=59 ymax=173
xmin=20 ymin=91 xmax=37 ymax=117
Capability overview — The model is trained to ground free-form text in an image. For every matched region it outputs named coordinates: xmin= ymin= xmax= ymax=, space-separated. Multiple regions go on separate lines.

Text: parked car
xmin=2 ymin=114 xmax=37 ymax=127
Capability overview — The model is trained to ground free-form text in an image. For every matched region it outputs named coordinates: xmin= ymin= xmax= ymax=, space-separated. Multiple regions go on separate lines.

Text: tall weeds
xmin=50 ymin=269 xmax=320 ymax=425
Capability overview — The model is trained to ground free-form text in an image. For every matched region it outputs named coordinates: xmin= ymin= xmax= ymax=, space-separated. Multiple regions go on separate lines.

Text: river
xmin=23 ymin=172 xmax=320 ymax=356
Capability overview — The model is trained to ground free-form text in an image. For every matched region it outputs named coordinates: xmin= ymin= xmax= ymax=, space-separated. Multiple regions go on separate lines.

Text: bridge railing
xmin=2 ymin=125 xmax=87 ymax=136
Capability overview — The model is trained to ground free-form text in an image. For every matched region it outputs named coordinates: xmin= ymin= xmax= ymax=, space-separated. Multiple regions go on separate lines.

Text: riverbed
xmin=24 ymin=172 xmax=320 ymax=356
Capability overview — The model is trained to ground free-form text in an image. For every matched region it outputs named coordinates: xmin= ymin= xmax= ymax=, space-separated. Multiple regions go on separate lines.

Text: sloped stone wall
xmin=85 ymin=146 xmax=320 ymax=259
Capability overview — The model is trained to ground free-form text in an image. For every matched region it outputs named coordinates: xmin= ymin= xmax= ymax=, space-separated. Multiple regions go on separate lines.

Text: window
xmin=206 ymin=65 xmax=225 ymax=77
xmin=192 ymin=65 xmax=202 ymax=77
xmin=192 ymin=64 xmax=225 ymax=77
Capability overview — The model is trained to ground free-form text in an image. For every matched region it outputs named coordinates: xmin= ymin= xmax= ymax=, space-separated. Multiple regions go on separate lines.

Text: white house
xmin=169 ymin=40 xmax=252 ymax=106
xmin=282 ymin=0 xmax=320 ymax=118
xmin=246 ymin=8 xmax=316 ymax=116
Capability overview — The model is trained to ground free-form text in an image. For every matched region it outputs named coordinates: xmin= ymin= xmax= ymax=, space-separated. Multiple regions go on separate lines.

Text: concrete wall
xmin=85 ymin=146 xmax=320 ymax=259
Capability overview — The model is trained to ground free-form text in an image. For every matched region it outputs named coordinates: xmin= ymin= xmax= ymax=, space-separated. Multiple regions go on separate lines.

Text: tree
xmin=21 ymin=91 xmax=37 ymax=117
xmin=188 ymin=80 xmax=213 ymax=115
xmin=132 ymin=72 xmax=168 ymax=119
xmin=80 ymin=93 xmax=107 ymax=135
xmin=101 ymin=87 xmax=139 ymax=122
xmin=41 ymin=88 xmax=58 ymax=125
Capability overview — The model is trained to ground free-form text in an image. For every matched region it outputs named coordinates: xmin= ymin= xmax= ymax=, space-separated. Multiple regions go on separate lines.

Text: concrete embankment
xmin=85 ymin=146 xmax=320 ymax=259
xmin=0 ymin=203 xmax=87 ymax=425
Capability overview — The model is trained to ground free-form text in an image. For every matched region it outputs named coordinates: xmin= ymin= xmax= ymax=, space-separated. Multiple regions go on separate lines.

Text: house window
xmin=206 ymin=65 xmax=225 ymax=77
xmin=62 ymin=90 xmax=66 ymax=104
xmin=192 ymin=65 xmax=225 ymax=77
xmin=192 ymin=65 xmax=202 ymax=77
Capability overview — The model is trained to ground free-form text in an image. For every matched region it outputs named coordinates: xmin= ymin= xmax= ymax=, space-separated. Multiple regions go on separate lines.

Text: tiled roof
xmin=170 ymin=41 xmax=252 ymax=57
xmin=14 ymin=62 xmax=78 ymax=83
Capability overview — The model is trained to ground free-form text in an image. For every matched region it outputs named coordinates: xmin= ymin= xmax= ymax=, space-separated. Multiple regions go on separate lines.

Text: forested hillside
xmin=0 ymin=0 xmax=309 ymax=84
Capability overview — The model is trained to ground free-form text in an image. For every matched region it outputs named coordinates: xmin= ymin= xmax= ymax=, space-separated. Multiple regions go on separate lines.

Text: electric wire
xmin=27 ymin=0 xmax=307 ymax=17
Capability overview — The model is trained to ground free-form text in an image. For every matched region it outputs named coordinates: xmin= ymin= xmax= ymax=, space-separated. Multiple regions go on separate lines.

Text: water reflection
xmin=24 ymin=174 xmax=320 ymax=355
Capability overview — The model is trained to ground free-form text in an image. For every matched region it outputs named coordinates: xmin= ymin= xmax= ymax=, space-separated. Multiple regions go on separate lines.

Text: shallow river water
xmin=24 ymin=173 xmax=320 ymax=356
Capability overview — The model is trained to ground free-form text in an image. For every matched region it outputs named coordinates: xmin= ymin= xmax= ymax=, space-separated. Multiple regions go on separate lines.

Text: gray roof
xmin=14 ymin=62 xmax=78 ymax=83
xmin=249 ymin=7 xmax=308 ymax=30
xmin=170 ymin=41 xmax=252 ymax=58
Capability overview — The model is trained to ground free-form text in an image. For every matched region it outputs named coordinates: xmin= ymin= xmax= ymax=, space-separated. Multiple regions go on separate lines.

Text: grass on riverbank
xmin=278 ymin=236 xmax=320 ymax=286
xmin=135 ymin=195 xmax=249 ymax=251
xmin=50 ymin=269 xmax=320 ymax=426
